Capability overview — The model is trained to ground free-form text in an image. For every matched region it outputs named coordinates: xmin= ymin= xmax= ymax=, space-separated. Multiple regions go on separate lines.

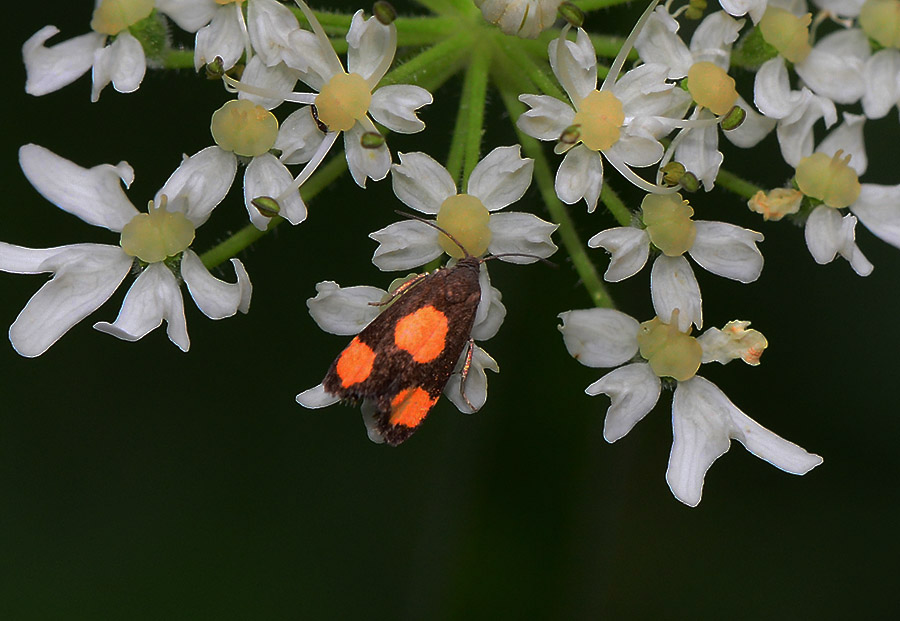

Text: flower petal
xmin=1 ymin=243 xmax=132 ymax=357
xmin=689 ymin=221 xmax=764 ymax=282
xmin=23 ymin=26 xmax=103 ymax=96
xmin=247 ymin=0 xmax=302 ymax=68
xmin=370 ymin=220 xmax=442 ymax=271
xmin=471 ymin=266 xmax=506 ymax=341
xmin=445 ymin=344 xmax=499 ymax=414
xmin=307 ymin=281 xmax=385 ymax=335
xmin=91 ymin=31 xmax=146 ymax=102
xmin=391 ymin=151 xmax=457 ymax=214
xmin=344 ymin=119 xmax=391 ymax=187
xmin=585 ymin=362 xmax=661 ymax=442
xmin=723 ymin=95 xmax=776 ymax=148
xmin=468 ymin=145 xmax=534 ymax=211
xmin=588 ymin=227 xmax=650 ymax=281
xmin=244 ymin=153 xmax=306 ymax=230
xmin=668 ymin=376 xmax=822 ymax=507
xmin=93 ymin=263 xmax=190 ymax=351
xmin=296 ymin=383 xmax=341 ymax=408
xmin=19 ymin=144 xmax=138 ymax=232
xmin=194 ymin=3 xmax=245 ymax=70
xmin=795 ymin=29 xmax=868 ymax=105
xmin=817 ymin=112 xmax=867 ymax=176
xmin=862 ymin=49 xmax=900 ymax=120
xmin=851 ymin=183 xmax=900 ymax=249
xmin=558 ymin=308 xmax=640 ymax=368
xmin=633 ymin=7 xmax=693 ymax=79
xmin=275 ymin=107 xmax=325 ymax=165
xmin=156 ymin=0 xmax=219 ymax=32
xmin=516 ymin=94 xmax=575 ymax=141
xmin=651 ymin=255 xmax=703 ymax=331
xmin=804 ymin=205 xmax=873 ymax=276
xmin=238 ymin=56 xmax=299 ymax=110
xmin=181 ymin=250 xmax=251 ymax=319
xmin=549 ymin=26 xmax=597 ymax=103
xmin=157 ymin=146 xmax=237 ymax=227
xmin=347 ymin=10 xmax=396 ymax=84
xmin=487 ymin=212 xmax=558 ymax=263
xmin=369 ymin=85 xmax=432 ymax=134
xmin=555 ymin=145 xmax=604 ymax=212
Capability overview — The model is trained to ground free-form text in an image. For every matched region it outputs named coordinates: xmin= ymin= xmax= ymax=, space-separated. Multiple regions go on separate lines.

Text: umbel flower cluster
xmin=6 ymin=0 xmax=898 ymax=505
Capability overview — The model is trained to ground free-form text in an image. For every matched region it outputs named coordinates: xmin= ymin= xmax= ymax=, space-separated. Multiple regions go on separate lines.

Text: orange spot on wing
xmin=394 ymin=305 xmax=448 ymax=363
xmin=336 ymin=337 xmax=376 ymax=387
xmin=389 ymin=387 xmax=438 ymax=428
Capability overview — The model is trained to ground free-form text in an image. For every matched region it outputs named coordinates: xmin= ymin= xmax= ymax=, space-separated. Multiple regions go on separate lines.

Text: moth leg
xmin=458 ymin=339 xmax=476 ymax=411
xmin=368 ymin=272 xmax=429 ymax=307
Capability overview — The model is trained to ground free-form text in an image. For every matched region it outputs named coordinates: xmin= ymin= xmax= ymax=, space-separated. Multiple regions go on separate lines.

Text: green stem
xmin=715 ymin=168 xmax=763 ymax=200
xmin=600 ymin=183 xmax=631 ymax=227
xmin=161 ymin=49 xmax=194 ymax=70
xmin=446 ymin=42 xmax=489 ymax=186
xmin=199 ymin=155 xmax=348 ymax=269
xmin=575 ymin=0 xmax=635 ymax=11
xmin=496 ymin=32 xmax=567 ymax=102
xmin=412 ymin=0 xmax=456 ymax=15
xmin=494 ymin=73 xmax=614 ymax=309
xmin=379 ymin=30 xmax=472 ymax=91
xmin=395 ymin=16 xmax=459 ymax=46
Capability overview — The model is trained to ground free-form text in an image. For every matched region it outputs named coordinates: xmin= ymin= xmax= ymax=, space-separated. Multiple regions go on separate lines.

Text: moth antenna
xmin=393 ymin=210 xmax=472 ymax=259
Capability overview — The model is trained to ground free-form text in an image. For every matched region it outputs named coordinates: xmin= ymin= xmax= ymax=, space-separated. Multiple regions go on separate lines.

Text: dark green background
xmin=3 ymin=2 xmax=898 ymax=618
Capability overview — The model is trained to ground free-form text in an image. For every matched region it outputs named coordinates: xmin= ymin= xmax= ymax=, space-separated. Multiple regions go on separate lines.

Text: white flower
xmin=370 ymin=146 xmax=557 ymax=271
xmin=235 ymin=2 xmax=432 ymax=188
xmin=589 ymin=193 xmax=764 ymax=331
xmin=558 ymin=307 xmax=822 ymax=507
xmin=0 ymin=144 xmax=251 ymax=357
xmin=517 ymin=21 xmax=692 ymax=211
xmin=23 ymin=0 xmax=156 ymax=101
xmin=474 ymin=0 xmax=562 ymax=38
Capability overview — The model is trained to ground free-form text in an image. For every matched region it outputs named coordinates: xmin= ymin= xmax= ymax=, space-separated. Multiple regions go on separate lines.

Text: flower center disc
xmin=315 ymin=73 xmax=373 ymax=133
xmin=759 ymin=7 xmax=812 ymax=64
xmin=637 ymin=314 xmax=702 ymax=381
xmin=120 ymin=200 xmax=196 ymax=263
xmin=211 ymin=100 xmax=279 ymax=157
xmin=642 ymin=193 xmax=697 ymax=257
xmin=687 ymin=62 xmax=738 ymax=116
xmin=860 ymin=0 xmax=900 ymax=49
xmin=436 ymin=194 xmax=492 ymax=258
xmin=795 ymin=150 xmax=861 ymax=208
xmin=573 ymin=90 xmax=625 ymax=152
xmin=91 ymin=0 xmax=154 ymax=35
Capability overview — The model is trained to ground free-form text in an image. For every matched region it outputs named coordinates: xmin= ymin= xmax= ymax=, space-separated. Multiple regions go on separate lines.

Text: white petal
xmin=93 ymin=263 xmax=190 ymax=351
xmin=370 ymin=220 xmax=442 ymax=271
xmin=247 ymin=0 xmax=301 ymax=68
xmin=805 ymin=205 xmax=873 ymax=275
xmin=723 ymin=95 xmax=776 ymax=148
xmin=468 ymin=146 xmax=534 ymax=211
xmin=795 ymin=35 xmax=866 ymax=104
xmin=296 ymin=383 xmax=341 ymax=408
xmin=605 ymin=133 xmax=665 ymax=167
xmin=91 ymin=32 xmax=146 ymax=102
xmin=672 ymin=115 xmax=723 ymax=191
xmin=1 ymin=243 xmax=132 ymax=357
xmin=19 ymin=144 xmax=137 ymax=232
xmin=194 ymin=4 xmax=245 ymax=70
xmin=613 ymin=63 xmax=687 ymax=117
xmin=555 ymin=145 xmax=604 ymax=212
xmin=549 ymin=26 xmax=597 ymax=103
xmin=238 ymin=56 xmax=299 ymax=109
xmin=851 ymin=184 xmax=900 ymax=249
xmin=181 ymin=250 xmax=252 ymax=319
xmin=243 ymin=153 xmax=306 ymax=229
xmin=275 ymin=107 xmax=325 ymax=165
xmin=156 ymin=0 xmax=219 ymax=32
xmin=445 ymin=344 xmax=498 ymax=414
xmin=391 ymin=151 xmax=457 ymax=214
xmin=360 ymin=399 xmax=387 ymax=444
xmin=862 ymin=49 xmax=900 ymax=120
xmin=471 ymin=266 xmax=506 ymax=341
xmin=668 ymin=377 xmax=822 ymax=506
xmin=776 ymin=89 xmax=837 ymax=167
xmin=754 ymin=57 xmax=804 ymax=119
xmin=286 ymin=28 xmax=337 ymax=89
xmin=558 ymin=308 xmax=640 ymax=368
xmin=369 ymin=85 xmax=432 ymax=134
xmin=633 ymin=7 xmax=693 ymax=79
xmin=307 ymin=281 xmax=386 ymax=335
xmin=650 ymin=255 xmax=703 ymax=331
xmin=689 ymin=221 xmax=764 ymax=282
xmin=718 ymin=0 xmax=767 ymax=23
xmin=347 ymin=10 xmax=396 ymax=84
xmin=585 ymin=363 xmax=661 ymax=442
xmin=690 ymin=11 xmax=744 ymax=68
xmin=344 ymin=120 xmax=391 ymax=187
xmin=23 ymin=26 xmax=103 ymax=96
xmin=157 ymin=146 xmax=237 ymax=227
xmin=817 ymin=113 xmax=867 ymax=176
xmin=587 ymin=227 xmax=650 ymax=281
xmin=487 ymin=212 xmax=558 ymax=263
xmin=516 ymin=94 xmax=575 ymax=141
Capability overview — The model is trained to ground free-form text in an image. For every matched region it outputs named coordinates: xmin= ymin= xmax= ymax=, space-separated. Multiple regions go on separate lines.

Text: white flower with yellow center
xmin=559 ymin=307 xmax=822 ymax=506
xmin=233 ymin=1 xmax=432 ymax=189
xmin=24 ymin=0 xmax=157 ymax=101
xmin=369 ymin=146 xmax=557 ymax=271
xmin=209 ymin=99 xmax=306 ymax=230
xmin=517 ymin=21 xmax=692 ymax=211
xmin=295 ymin=272 xmax=506 ymax=442
xmin=474 ymin=0 xmax=562 ymax=38
xmin=589 ymin=193 xmax=764 ymax=332
xmin=0 ymin=144 xmax=251 ymax=357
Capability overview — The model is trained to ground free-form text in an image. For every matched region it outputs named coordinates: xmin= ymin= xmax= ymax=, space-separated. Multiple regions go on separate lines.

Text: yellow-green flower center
xmin=860 ymin=0 xmax=900 ymax=49
xmin=795 ymin=150 xmax=861 ymax=208
xmin=435 ymin=194 xmax=492 ymax=258
xmin=215 ymin=0 xmax=245 ymax=5
xmin=759 ymin=7 xmax=812 ymax=64
xmin=637 ymin=312 xmax=703 ymax=381
xmin=315 ymin=72 xmax=373 ymax=133
xmin=687 ymin=62 xmax=738 ymax=116
xmin=120 ymin=197 xmax=196 ymax=263
xmin=641 ymin=193 xmax=697 ymax=256
xmin=91 ymin=0 xmax=154 ymax=36
xmin=211 ymin=100 xmax=279 ymax=157
xmin=572 ymin=90 xmax=625 ymax=152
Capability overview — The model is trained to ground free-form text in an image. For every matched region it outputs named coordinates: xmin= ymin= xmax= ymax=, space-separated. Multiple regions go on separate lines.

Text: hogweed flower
xmin=474 ymin=0 xmax=563 ymax=38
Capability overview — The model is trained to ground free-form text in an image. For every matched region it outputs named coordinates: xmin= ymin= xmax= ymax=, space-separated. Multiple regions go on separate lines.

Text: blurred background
xmin=2 ymin=2 xmax=898 ymax=618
